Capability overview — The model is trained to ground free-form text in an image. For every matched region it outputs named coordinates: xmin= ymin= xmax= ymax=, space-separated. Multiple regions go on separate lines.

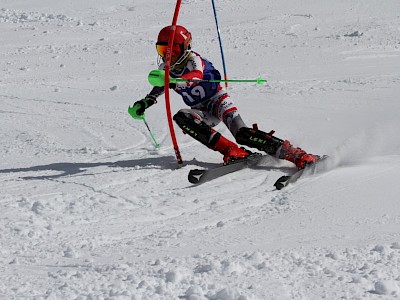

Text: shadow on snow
xmin=0 ymin=154 xmax=296 ymax=182
xmin=0 ymin=156 xmax=215 ymax=180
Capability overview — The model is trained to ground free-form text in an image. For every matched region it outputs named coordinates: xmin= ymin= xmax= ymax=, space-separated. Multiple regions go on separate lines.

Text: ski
xmin=188 ymin=153 xmax=264 ymax=184
xmin=274 ymin=155 xmax=330 ymax=190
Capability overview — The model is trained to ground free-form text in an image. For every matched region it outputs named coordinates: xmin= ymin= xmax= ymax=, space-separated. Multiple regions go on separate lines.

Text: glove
xmin=128 ymin=100 xmax=145 ymax=120
xmin=128 ymin=95 xmax=157 ymax=120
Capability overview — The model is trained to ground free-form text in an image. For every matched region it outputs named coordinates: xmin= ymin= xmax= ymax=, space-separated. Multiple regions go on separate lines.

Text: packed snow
xmin=1 ymin=0 xmax=400 ymax=299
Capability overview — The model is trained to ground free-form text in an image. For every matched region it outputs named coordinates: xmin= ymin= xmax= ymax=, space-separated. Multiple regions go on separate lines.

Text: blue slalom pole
xmin=211 ymin=0 xmax=229 ymax=89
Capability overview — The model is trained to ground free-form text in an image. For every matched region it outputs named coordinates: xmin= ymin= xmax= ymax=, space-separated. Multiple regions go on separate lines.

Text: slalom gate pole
xmin=164 ymin=0 xmax=184 ymax=166
xmin=211 ymin=0 xmax=229 ymax=89
xmin=142 ymin=116 xmax=160 ymax=148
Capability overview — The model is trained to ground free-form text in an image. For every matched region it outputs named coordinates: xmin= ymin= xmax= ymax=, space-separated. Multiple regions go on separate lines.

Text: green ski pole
xmin=148 ymin=69 xmax=267 ymax=87
xmin=128 ymin=104 xmax=160 ymax=148
xmin=142 ymin=116 xmax=160 ymax=148
xmin=175 ymin=77 xmax=267 ymax=84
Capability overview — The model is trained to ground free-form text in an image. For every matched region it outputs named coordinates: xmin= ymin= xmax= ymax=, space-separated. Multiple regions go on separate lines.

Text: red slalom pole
xmin=164 ymin=0 xmax=183 ymax=166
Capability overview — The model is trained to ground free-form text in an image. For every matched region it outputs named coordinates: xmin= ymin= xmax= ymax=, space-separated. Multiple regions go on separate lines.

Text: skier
xmin=129 ymin=25 xmax=319 ymax=169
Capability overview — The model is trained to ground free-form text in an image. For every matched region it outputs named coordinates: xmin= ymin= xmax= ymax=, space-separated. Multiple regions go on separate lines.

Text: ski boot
xmin=213 ymin=134 xmax=251 ymax=165
xmin=235 ymin=125 xmax=318 ymax=169
xmin=279 ymin=140 xmax=319 ymax=169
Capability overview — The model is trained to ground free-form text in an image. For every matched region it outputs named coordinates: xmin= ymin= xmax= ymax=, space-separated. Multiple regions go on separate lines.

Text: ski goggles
xmin=156 ymin=42 xmax=182 ymax=59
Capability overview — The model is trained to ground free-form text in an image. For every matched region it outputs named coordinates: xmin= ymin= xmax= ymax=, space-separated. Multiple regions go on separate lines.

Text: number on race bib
xmin=182 ymin=86 xmax=206 ymax=103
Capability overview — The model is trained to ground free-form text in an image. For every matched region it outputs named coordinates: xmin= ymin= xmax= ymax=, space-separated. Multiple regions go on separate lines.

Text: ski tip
xmin=188 ymin=169 xmax=205 ymax=184
xmin=274 ymin=175 xmax=291 ymax=190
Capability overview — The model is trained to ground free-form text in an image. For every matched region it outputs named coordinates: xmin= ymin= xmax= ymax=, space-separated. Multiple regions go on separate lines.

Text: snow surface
xmin=1 ymin=0 xmax=400 ymax=299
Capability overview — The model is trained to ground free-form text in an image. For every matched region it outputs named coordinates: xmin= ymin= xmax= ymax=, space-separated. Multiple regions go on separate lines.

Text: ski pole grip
xmin=148 ymin=70 xmax=166 ymax=87
xmin=148 ymin=70 xmax=177 ymax=87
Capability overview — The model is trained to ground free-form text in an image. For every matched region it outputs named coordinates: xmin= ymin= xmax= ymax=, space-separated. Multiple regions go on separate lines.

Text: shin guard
xmin=173 ymin=110 xmax=220 ymax=148
xmin=235 ymin=126 xmax=283 ymax=155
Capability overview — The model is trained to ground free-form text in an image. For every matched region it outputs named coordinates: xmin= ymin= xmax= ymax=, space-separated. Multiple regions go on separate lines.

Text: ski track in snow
xmin=1 ymin=0 xmax=400 ymax=299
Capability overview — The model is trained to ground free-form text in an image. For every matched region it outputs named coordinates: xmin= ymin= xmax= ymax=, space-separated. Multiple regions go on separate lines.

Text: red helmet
xmin=156 ymin=25 xmax=192 ymax=64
